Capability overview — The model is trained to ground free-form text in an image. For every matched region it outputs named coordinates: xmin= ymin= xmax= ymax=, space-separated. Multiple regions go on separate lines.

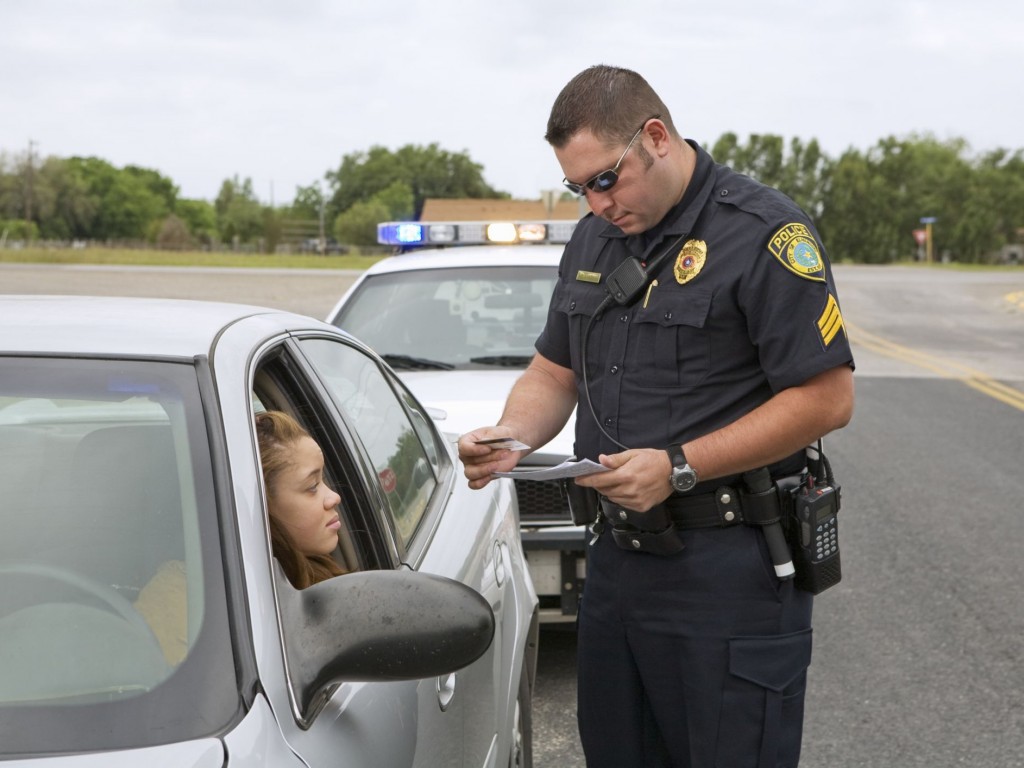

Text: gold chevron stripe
xmin=817 ymin=294 xmax=845 ymax=346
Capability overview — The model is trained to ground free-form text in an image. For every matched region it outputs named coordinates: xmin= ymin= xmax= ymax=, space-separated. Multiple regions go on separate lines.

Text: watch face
xmin=672 ymin=466 xmax=697 ymax=492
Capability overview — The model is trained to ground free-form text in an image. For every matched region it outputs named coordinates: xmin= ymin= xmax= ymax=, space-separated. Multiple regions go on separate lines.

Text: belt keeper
xmin=739 ymin=482 xmax=783 ymax=526
xmin=714 ymin=485 xmax=743 ymax=525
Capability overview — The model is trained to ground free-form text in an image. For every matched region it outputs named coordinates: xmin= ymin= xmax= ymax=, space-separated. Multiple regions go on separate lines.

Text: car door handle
xmin=436 ymin=672 xmax=457 ymax=711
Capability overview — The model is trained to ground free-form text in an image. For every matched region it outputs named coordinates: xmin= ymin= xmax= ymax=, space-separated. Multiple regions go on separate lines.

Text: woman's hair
xmin=545 ymin=64 xmax=678 ymax=148
xmin=255 ymin=410 xmax=347 ymax=589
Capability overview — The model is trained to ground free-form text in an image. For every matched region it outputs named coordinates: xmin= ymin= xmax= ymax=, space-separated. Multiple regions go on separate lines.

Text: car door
xmin=250 ymin=334 xmax=509 ymax=767
xmin=295 ymin=334 xmax=513 ymax=767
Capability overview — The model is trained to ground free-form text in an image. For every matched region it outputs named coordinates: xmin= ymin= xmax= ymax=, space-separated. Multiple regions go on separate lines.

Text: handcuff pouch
xmin=609 ymin=524 xmax=685 ymax=555
xmin=599 ymin=498 xmax=684 ymax=555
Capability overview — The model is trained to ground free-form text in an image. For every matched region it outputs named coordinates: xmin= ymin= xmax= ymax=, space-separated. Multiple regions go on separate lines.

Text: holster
xmin=599 ymin=498 xmax=684 ymax=556
xmin=561 ymin=478 xmax=600 ymax=526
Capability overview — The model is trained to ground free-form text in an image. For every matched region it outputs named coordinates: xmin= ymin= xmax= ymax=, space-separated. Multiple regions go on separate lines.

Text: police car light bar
xmin=377 ymin=220 xmax=577 ymax=247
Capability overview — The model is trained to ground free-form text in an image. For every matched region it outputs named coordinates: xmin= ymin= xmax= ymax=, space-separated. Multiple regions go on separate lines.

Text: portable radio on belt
xmin=785 ymin=442 xmax=842 ymax=594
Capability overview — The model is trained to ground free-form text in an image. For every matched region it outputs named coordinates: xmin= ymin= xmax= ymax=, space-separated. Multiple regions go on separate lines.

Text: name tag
xmin=576 ymin=270 xmax=601 ymax=284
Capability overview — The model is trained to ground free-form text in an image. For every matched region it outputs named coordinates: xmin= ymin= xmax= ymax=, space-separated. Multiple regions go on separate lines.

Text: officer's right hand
xmin=457 ymin=427 xmax=524 ymax=489
xmin=577 ymin=448 xmax=674 ymax=512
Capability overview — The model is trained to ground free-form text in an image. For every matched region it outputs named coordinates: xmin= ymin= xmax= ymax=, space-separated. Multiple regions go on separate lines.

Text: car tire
xmin=510 ymin=666 xmax=534 ymax=768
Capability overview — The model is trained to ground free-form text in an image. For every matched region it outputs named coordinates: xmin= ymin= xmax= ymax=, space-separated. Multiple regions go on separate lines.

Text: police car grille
xmin=513 ymin=478 xmax=570 ymax=524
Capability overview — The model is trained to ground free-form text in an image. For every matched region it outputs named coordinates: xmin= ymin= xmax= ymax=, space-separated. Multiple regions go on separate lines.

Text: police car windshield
xmin=333 ymin=266 xmax=557 ymax=369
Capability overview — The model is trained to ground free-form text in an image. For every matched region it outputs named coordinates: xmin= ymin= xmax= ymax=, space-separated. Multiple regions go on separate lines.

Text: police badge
xmin=674 ymin=239 xmax=707 ymax=284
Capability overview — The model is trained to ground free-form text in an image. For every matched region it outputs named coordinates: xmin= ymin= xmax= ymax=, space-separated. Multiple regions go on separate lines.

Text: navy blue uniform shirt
xmin=535 ymin=141 xmax=855 ymax=486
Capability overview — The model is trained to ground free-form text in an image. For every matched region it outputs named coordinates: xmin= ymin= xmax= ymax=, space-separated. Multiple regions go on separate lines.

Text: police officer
xmin=459 ymin=65 xmax=854 ymax=768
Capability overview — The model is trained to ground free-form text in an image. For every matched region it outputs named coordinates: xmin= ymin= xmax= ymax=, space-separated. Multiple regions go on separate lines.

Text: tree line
xmin=1 ymin=134 xmax=1022 ymax=263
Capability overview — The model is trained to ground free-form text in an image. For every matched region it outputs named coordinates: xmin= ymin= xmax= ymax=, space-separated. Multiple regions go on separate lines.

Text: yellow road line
xmin=847 ymin=322 xmax=1024 ymax=412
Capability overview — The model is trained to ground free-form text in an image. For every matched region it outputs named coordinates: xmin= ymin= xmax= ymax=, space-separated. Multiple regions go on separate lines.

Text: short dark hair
xmin=545 ymin=65 xmax=677 ymax=148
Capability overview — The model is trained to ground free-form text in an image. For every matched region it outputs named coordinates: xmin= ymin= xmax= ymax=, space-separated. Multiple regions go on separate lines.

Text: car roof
xmin=364 ymin=244 xmax=563 ymax=276
xmin=0 ymin=295 xmax=337 ymax=358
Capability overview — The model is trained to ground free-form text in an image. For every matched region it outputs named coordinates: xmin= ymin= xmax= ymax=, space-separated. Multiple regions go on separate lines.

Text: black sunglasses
xmin=562 ymin=118 xmax=654 ymax=197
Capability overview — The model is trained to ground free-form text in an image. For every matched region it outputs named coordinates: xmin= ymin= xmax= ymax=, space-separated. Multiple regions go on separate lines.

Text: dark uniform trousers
xmin=577 ymin=524 xmax=813 ymax=768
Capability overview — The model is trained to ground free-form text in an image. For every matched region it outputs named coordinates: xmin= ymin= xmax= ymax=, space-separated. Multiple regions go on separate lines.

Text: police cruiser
xmin=327 ymin=220 xmax=583 ymax=622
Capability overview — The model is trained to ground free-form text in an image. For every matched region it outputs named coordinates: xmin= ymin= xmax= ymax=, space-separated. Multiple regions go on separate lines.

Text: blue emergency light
xmin=377 ymin=222 xmax=426 ymax=245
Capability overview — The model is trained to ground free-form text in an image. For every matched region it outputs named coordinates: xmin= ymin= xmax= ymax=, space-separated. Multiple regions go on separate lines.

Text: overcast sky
xmin=3 ymin=0 xmax=1022 ymax=206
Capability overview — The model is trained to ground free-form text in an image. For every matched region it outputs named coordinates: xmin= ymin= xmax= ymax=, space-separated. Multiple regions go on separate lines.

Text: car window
xmin=251 ymin=362 xmax=372 ymax=575
xmin=331 ymin=264 xmax=557 ymax=367
xmin=0 ymin=357 xmax=237 ymax=756
xmin=298 ymin=338 xmax=442 ymax=551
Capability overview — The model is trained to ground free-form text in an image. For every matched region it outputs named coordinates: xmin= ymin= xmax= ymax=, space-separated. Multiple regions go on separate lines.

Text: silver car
xmin=325 ymin=240 xmax=585 ymax=624
xmin=0 ymin=295 xmax=538 ymax=767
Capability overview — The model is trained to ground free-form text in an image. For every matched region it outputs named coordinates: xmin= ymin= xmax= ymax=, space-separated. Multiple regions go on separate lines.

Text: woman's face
xmin=269 ymin=436 xmax=342 ymax=557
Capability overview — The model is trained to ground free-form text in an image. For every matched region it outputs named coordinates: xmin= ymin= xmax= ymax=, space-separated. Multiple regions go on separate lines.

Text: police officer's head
xmin=547 ymin=65 xmax=691 ymax=236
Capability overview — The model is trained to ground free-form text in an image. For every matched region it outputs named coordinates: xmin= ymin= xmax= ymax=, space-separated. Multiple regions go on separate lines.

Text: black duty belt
xmin=601 ymin=473 xmax=803 ymax=532
xmin=598 ymin=486 xmax=742 ymax=535
xmin=662 ymin=486 xmax=744 ymax=529
xmin=598 ymin=472 xmax=805 ymax=556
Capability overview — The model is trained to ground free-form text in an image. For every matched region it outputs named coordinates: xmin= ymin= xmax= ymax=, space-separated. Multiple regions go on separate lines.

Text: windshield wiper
xmin=381 ymin=354 xmax=455 ymax=371
xmin=468 ymin=355 xmax=534 ymax=367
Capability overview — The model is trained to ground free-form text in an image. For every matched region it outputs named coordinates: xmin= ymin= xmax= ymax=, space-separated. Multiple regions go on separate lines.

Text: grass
xmin=3 ymin=246 xmax=1019 ymax=272
xmin=0 ymin=246 xmax=388 ymax=271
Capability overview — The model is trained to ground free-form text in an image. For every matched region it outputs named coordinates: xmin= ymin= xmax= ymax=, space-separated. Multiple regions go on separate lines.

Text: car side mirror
xmin=275 ymin=567 xmax=495 ymax=717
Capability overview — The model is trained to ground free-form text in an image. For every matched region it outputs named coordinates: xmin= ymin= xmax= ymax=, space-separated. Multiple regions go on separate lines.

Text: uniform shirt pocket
xmin=628 ymin=287 xmax=713 ymax=389
xmin=557 ymin=286 xmax=609 ymax=377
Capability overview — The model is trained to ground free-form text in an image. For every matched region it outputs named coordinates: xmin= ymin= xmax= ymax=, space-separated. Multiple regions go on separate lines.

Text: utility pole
xmin=24 ymin=139 xmax=36 ymax=226
xmin=318 ymin=183 xmax=326 ymax=256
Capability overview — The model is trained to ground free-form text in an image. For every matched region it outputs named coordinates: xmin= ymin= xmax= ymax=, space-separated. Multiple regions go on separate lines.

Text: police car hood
xmin=398 ymin=370 xmax=575 ymax=463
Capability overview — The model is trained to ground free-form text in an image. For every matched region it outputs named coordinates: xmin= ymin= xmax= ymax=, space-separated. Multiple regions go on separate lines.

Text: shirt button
xmin=610 ymin=365 xmax=619 ymax=374
xmin=720 ymin=189 xmax=729 ymax=197
xmin=569 ymin=301 xmax=576 ymax=310
xmin=604 ymin=417 xmax=614 ymax=426
xmin=620 ymin=314 xmax=629 ymax=323
xmin=663 ymin=311 xmax=673 ymax=320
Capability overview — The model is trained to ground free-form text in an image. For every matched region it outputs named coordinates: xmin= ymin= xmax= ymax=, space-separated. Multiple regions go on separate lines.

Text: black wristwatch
xmin=666 ymin=444 xmax=698 ymax=493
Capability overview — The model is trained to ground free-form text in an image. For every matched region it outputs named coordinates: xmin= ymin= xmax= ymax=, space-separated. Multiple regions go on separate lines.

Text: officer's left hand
xmin=576 ymin=448 xmax=672 ymax=512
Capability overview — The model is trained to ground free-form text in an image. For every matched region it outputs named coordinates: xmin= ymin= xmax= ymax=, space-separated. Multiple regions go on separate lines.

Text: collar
xmin=597 ymin=140 xmax=718 ymax=257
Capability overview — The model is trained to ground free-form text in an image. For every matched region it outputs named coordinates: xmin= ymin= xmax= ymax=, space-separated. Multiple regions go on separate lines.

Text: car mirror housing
xmin=276 ymin=568 xmax=495 ymax=714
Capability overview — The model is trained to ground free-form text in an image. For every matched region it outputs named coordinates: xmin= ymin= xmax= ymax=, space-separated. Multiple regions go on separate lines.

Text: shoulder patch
xmin=768 ymin=222 xmax=825 ymax=282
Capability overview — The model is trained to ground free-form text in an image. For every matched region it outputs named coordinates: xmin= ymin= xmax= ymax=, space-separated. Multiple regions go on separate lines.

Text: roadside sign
xmin=379 ymin=467 xmax=397 ymax=494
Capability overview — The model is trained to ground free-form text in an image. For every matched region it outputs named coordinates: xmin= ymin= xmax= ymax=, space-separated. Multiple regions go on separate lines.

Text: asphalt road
xmin=3 ymin=262 xmax=1024 ymax=767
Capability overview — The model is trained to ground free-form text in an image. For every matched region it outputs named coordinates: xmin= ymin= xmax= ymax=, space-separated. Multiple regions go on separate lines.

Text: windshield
xmin=332 ymin=265 xmax=558 ymax=368
xmin=0 ymin=357 xmax=239 ymax=756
